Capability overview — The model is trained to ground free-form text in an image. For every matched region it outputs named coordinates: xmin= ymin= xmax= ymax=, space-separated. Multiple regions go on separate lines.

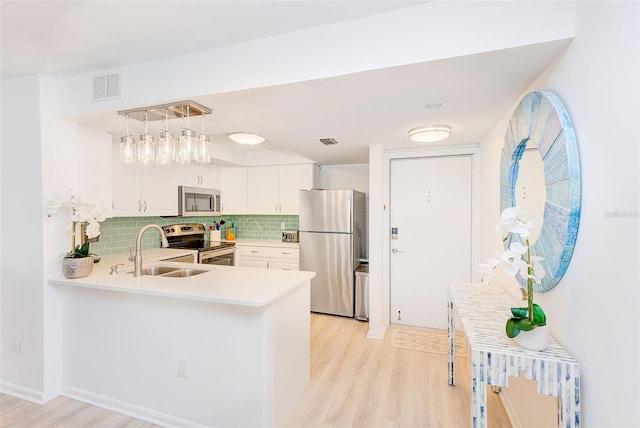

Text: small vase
xmin=62 ymin=256 xmax=94 ymax=279
xmin=514 ymin=324 xmax=549 ymax=351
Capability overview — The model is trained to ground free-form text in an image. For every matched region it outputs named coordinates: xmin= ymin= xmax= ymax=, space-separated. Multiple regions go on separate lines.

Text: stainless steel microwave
xmin=178 ymin=186 xmax=221 ymax=217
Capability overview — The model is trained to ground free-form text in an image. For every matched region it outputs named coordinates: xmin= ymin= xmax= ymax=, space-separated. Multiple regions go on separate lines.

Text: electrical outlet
xmin=281 ymin=222 xmax=286 ymax=230
xmin=12 ymin=335 xmax=20 ymax=353
xmin=178 ymin=357 xmax=190 ymax=378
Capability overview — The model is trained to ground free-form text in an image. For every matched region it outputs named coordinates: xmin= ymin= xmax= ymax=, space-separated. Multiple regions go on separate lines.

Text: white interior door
xmin=390 ymin=155 xmax=472 ymax=329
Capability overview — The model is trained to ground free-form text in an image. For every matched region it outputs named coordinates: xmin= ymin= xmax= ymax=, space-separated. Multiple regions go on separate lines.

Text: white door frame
xmin=366 ymin=144 xmax=480 ymax=339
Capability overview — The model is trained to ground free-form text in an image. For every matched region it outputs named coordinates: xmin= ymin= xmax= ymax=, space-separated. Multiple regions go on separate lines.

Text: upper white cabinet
xmin=247 ymin=164 xmax=319 ymax=214
xmin=179 ymin=164 xmax=220 ymax=188
xmin=112 ymin=144 xmax=179 ymax=216
xmin=220 ymin=166 xmax=247 ymax=214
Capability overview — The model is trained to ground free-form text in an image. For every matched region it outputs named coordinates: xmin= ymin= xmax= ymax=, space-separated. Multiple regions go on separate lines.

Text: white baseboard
xmin=61 ymin=386 xmax=208 ymax=428
xmin=0 ymin=381 xmax=45 ymax=404
xmin=367 ymin=323 xmax=387 ymax=339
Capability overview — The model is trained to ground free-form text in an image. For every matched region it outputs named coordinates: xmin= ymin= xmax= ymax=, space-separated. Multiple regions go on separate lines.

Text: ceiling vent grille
xmin=319 ymin=137 xmax=339 ymax=145
xmin=92 ymin=71 xmax=121 ymax=101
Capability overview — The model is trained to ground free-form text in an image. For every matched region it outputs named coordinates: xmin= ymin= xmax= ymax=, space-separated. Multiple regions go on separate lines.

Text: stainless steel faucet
xmin=133 ymin=224 xmax=169 ymax=277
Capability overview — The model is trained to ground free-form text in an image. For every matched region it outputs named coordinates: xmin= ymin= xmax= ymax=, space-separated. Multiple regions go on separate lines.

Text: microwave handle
xmin=210 ymin=196 xmax=214 ymax=210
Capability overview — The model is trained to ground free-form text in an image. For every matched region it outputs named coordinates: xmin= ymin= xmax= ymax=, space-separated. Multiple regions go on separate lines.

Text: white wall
xmin=478 ymin=2 xmax=640 ymax=426
xmin=320 ymin=164 xmax=369 ymax=195
xmin=55 ymin=2 xmax=576 ymax=119
xmin=0 ymin=76 xmax=45 ymax=399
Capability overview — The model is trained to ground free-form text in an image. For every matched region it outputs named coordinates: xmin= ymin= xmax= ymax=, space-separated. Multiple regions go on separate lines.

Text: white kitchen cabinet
xmin=237 ymin=245 xmax=299 ymax=271
xmin=247 ymin=164 xmax=318 ymax=214
xmin=179 ymin=164 xmax=220 ymax=188
xmin=220 ymin=166 xmax=247 ymax=214
xmin=112 ymin=144 xmax=179 ymax=216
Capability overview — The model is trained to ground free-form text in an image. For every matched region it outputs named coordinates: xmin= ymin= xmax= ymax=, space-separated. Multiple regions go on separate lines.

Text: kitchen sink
xmin=162 ymin=268 xmax=208 ymax=278
xmin=130 ymin=265 xmax=208 ymax=277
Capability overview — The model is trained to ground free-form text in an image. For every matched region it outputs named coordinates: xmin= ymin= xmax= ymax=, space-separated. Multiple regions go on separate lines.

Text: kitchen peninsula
xmin=49 ymin=250 xmax=314 ymax=427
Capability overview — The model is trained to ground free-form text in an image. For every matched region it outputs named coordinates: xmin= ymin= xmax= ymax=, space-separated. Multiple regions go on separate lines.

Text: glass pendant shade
xmin=156 ymin=131 xmax=175 ymax=166
xmin=177 ymin=129 xmax=196 ymax=164
xmin=120 ymin=135 xmax=136 ymax=164
xmin=138 ymin=134 xmax=155 ymax=166
xmin=195 ymin=134 xmax=211 ymax=163
xmin=117 ymin=101 xmax=213 ymax=166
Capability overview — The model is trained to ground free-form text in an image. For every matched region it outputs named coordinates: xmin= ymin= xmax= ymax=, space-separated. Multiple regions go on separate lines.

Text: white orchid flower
xmin=530 ymin=256 xmax=546 ymax=283
xmin=499 ymin=242 xmax=527 ymax=277
xmin=496 ymin=206 xmax=534 ymax=239
xmin=85 ymin=222 xmax=101 ymax=239
xmin=43 ymin=189 xmax=106 ymax=240
xmin=476 ymin=255 xmax=497 ymax=282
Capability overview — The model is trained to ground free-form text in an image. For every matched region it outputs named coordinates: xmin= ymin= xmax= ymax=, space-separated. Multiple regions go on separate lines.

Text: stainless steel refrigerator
xmin=299 ymin=189 xmax=367 ymax=317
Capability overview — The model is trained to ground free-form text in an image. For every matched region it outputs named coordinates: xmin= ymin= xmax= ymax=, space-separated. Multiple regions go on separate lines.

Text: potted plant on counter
xmin=477 ymin=206 xmax=548 ymax=350
xmin=44 ymin=189 xmax=106 ymax=279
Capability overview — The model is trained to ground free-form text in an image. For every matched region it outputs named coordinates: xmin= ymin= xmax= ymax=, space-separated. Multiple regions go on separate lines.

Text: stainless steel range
xmin=162 ymin=223 xmax=236 ymax=266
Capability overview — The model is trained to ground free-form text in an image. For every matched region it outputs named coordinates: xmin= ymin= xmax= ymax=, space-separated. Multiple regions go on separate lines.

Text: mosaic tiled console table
xmin=447 ymin=283 xmax=580 ymax=427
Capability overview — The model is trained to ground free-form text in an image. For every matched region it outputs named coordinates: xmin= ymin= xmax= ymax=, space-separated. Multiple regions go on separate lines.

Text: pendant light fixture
xmin=195 ymin=112 xmax=211 ymax=163
xmin=156 ymin=108 xmax=175 ymax=166
xmin=117 ymin=100 xmax=212 ymax=166
xmin=120 ymin=113 xmax=137 ymax=164
xmin=177 ymin=105 xmax=196 ymax=164
xmin=138 ymin=110 xmax=155 ymax=165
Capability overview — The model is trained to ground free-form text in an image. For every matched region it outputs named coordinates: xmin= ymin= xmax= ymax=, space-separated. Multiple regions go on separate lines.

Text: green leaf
xmin=510 ymin=307 xmax=528 ymax=318
xmin=531 ymin=303 xmax=546 ymax=324
xmin=506 ymin=318 xmax=520 ymax=338
xmin=75 ymin=242 xmax=90 ymax=257
xmin=505 ymin=315 xmax=546 ymax=338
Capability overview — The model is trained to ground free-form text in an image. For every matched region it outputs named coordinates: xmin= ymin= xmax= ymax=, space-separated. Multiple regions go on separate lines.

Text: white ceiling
xmin=1 ymin=1 xmax=570 ymax=166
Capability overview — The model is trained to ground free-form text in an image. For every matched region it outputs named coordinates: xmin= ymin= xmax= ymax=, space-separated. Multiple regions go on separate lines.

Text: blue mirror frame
xmin=500 ymin=91 xmax=581 ymax=292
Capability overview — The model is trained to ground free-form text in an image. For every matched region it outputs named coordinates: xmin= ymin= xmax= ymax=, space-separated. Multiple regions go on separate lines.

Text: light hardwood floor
xmin=1 ymin=314 xmax=511 ymax=427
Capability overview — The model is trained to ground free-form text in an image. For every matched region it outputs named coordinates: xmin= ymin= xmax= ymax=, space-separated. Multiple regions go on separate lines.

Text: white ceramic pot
xmin=62 ymin=257 xmax=94 ymax=279
xmin=515 ymin=324 xmax=549 ymax=351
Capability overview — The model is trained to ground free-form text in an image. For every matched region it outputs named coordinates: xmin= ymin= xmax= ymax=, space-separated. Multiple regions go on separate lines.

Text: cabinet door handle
xmin=143 ymin=201 xmax=147 ymax=212
xmin=251 ymin=250 xmax=259 ymax=253
xmin=281 ymin=252 xmax=290 ymax=255
xmin=138 ymin=201 xmax=142 ymax=212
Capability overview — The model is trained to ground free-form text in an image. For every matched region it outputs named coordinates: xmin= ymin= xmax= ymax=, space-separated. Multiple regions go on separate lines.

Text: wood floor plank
xmin=1 ymin=314 xmax=512 ymax=427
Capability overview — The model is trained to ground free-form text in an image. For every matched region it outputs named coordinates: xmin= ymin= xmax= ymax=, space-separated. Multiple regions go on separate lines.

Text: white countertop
xmin=49 ymin=248 xmax=314 ymax=307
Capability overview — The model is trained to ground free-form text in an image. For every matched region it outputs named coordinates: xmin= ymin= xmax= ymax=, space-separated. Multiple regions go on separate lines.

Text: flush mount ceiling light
xmin=228 ymin=132 xmax=265 ymax=146
xmin=408 ymin=125 xmax=452 ymax=143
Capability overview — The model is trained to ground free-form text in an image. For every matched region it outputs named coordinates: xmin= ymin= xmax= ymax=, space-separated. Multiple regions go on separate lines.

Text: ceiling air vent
xmin=319 ymin=137 xmax=339 ymax=146
xmin=92 ymin=71 xmax=121 ymax=101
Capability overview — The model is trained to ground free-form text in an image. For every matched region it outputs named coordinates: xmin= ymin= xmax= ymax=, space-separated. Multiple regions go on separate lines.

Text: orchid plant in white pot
xmin=478 ymin=207 xmax=548 ymax=349
xmin=44 ymin=190 xmax=106 ymax=278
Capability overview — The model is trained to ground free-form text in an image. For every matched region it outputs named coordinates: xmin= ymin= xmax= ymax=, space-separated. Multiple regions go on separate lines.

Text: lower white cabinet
xmin=238 ymin=245 xmax=299 ymax=271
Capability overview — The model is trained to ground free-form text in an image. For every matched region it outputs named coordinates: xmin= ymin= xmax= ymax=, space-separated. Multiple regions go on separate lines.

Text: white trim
xmin=0 ymin=381 xmax=46 ymax=404
xmin=366 ymin=324 xmax=387 ymax=340
xmin=61 ymin=385 xmax=208 ymax=428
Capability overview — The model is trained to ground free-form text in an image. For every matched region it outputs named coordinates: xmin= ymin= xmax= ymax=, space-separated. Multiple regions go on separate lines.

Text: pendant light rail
xmin=118 ymin=100 xmax=212 ymax=123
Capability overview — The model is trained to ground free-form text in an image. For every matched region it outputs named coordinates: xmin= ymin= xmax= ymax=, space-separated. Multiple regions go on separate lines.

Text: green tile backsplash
xmin=89 ymin=215 xmax=299 ymax=256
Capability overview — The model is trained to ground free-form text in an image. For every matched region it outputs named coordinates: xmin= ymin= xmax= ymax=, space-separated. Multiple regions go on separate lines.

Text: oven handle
xmin=200 ymin=247 xmax=236 ymax=259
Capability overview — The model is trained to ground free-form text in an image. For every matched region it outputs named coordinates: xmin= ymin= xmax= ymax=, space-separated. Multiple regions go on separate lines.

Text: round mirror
xmin=500 ymin=91 xmax=581 ymax=292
